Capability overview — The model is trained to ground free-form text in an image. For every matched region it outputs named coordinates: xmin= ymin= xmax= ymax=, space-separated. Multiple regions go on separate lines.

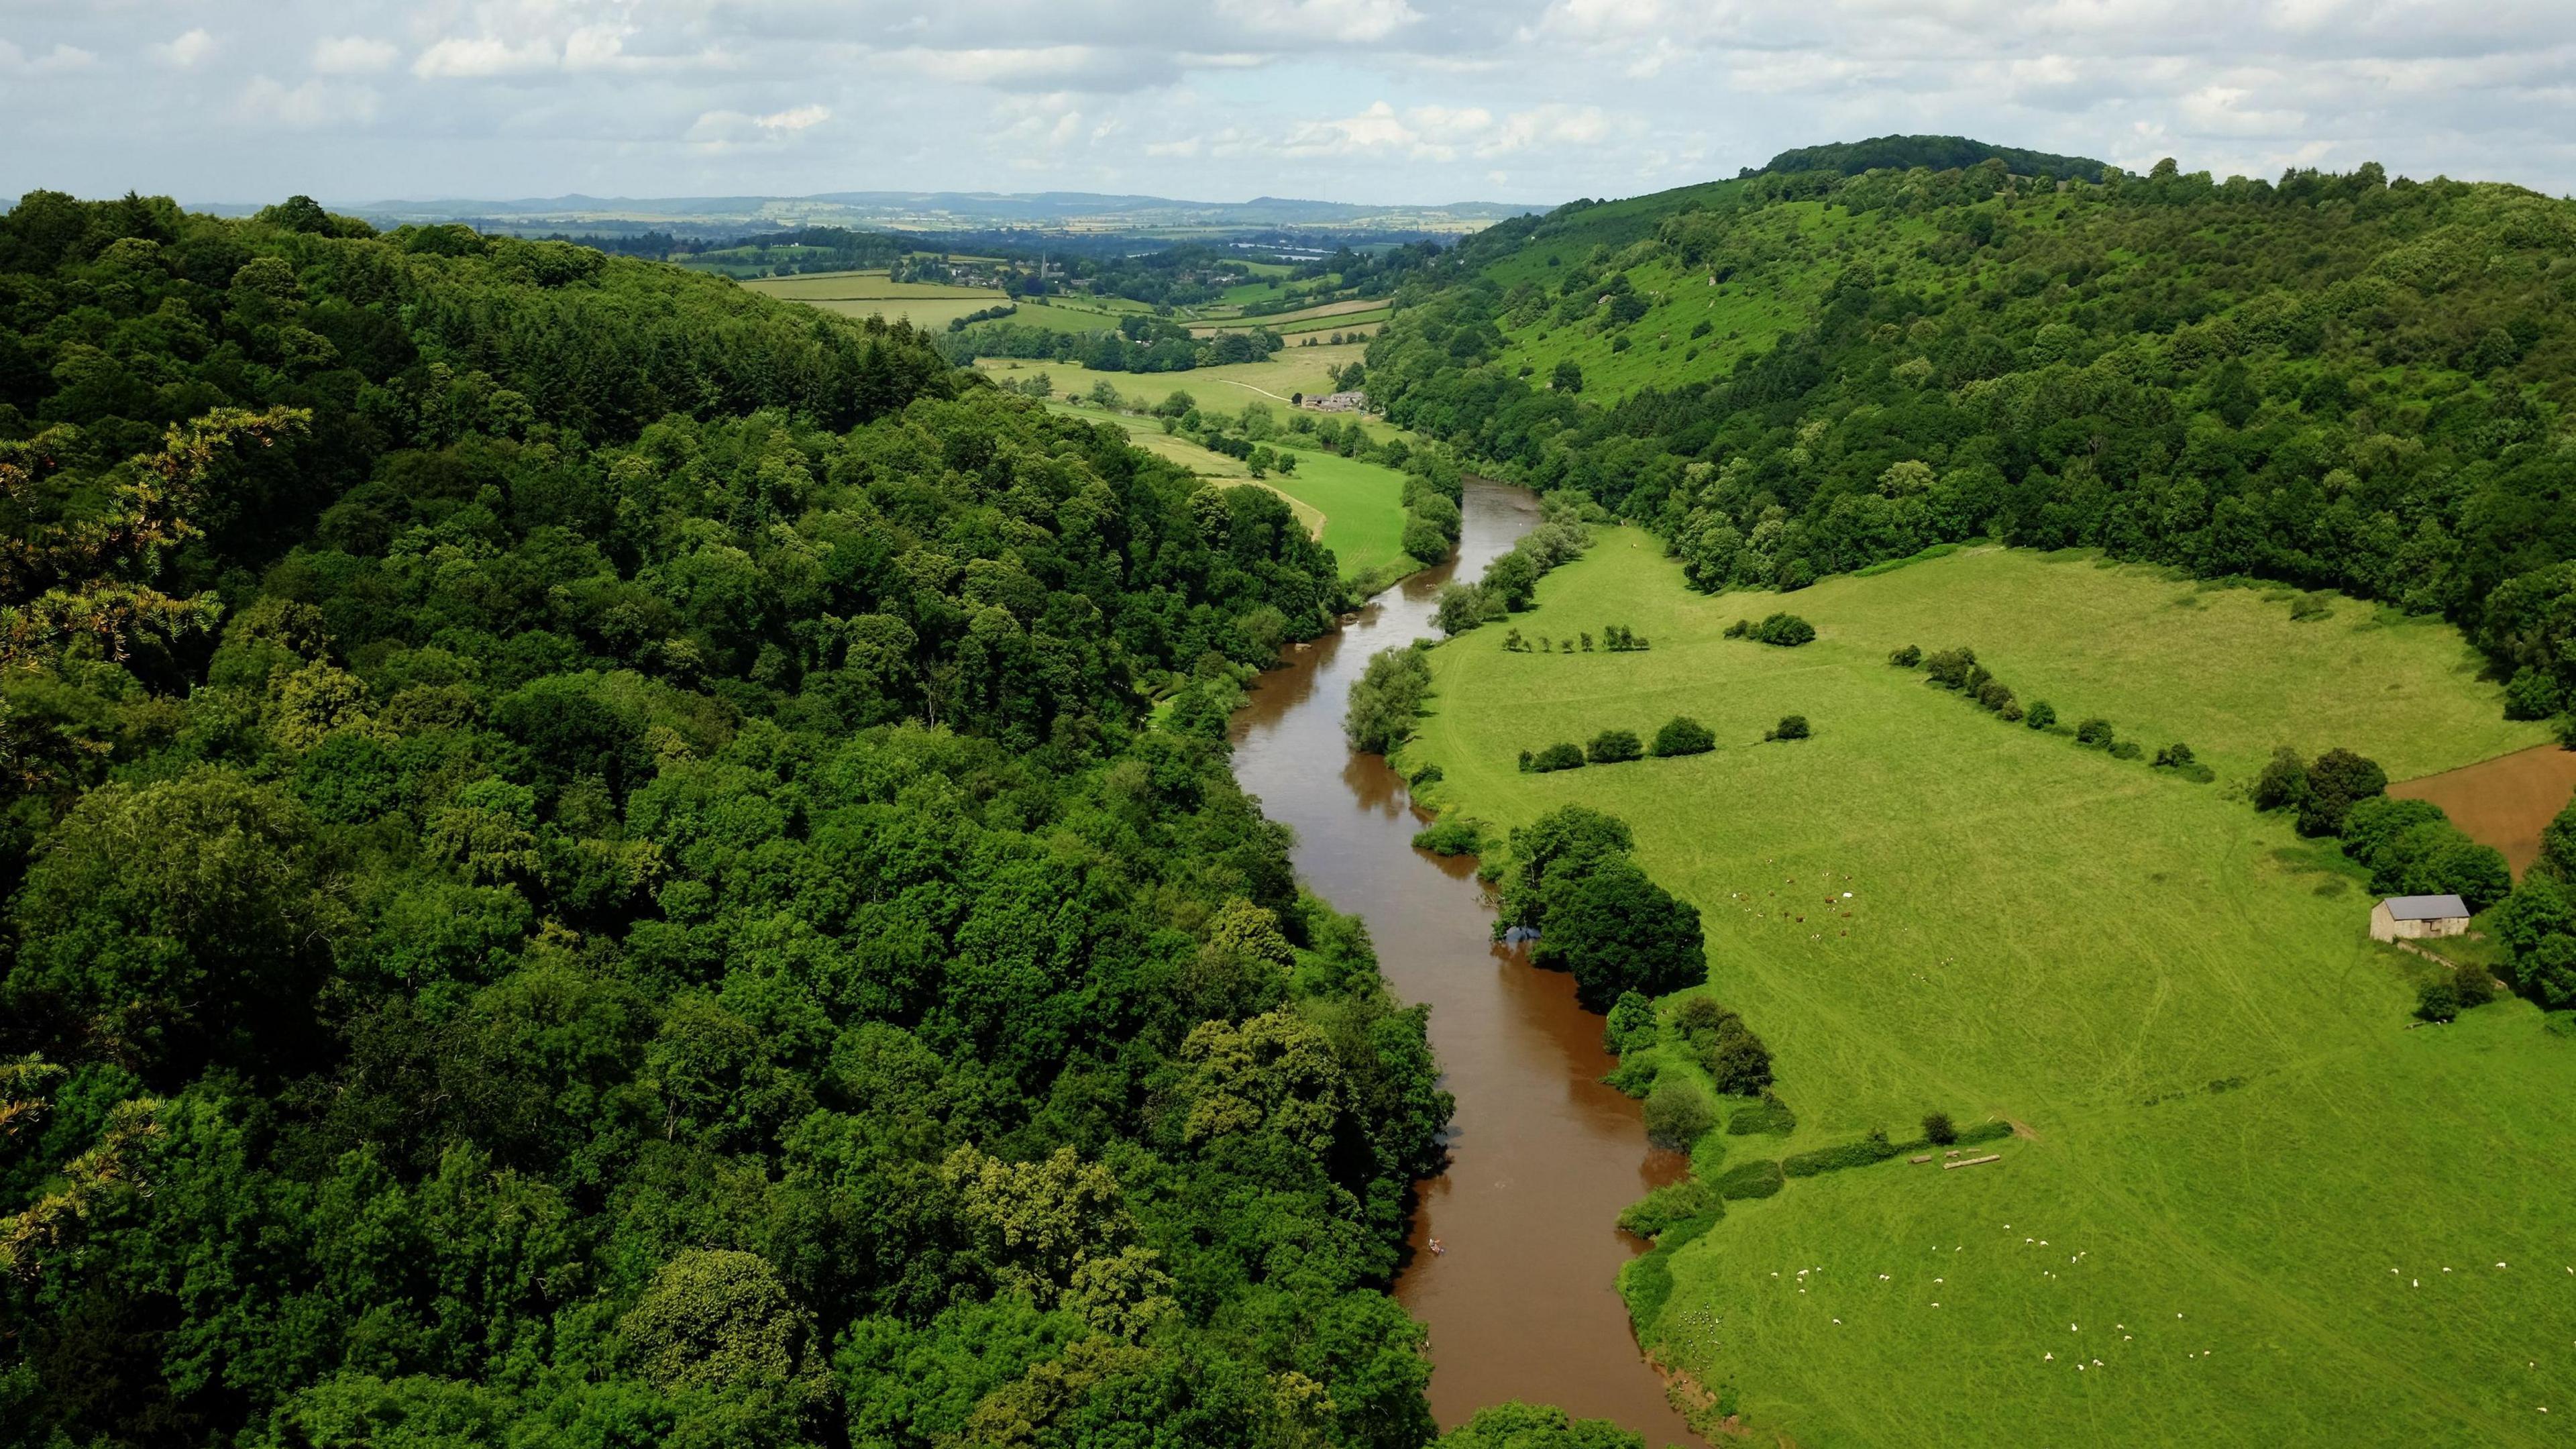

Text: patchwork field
xmin=1041 ymin=403 xmax=1409 ymax=581
xmin=1401 ymin=535 xmax=2576 ymax=1446
xmin=979 ymin=342 xmax=1373 ymax=409
xmin=735 ymin=269 xmax=1104 ymax=332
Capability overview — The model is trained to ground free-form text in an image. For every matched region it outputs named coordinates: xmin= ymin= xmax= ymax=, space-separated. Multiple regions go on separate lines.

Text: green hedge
xmin=1783 ymin=1135 xmax=1899 ymax=1177
xmin=1727 ymin=1091 xmax=1796 ymax=1136
xmin=1713 ymin=1158 xmax=1785 ymax=1199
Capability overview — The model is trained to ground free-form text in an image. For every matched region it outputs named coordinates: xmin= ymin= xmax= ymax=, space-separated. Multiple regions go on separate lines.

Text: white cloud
xmin=155 ymin=29 xmax=217 ymax=68
xmin=413 ymin=34 xmax=558 ymax=78
xmin=0 ymin=39 xmax=97 ymax=74
xmin=239 ymin=75 xmax=380 ymax=128
xmin=313 ymin=36 xmax=398 ymax=74
xmin=686 ymin=103 xmax=833 ymax=146
xmin=1216 ymin=0 xmax=1424 ymax=43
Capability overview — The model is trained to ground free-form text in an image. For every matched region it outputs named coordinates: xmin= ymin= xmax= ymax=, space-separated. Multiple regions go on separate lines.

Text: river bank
xmin=1228 ymin=478 xmax=1701 ymax=1446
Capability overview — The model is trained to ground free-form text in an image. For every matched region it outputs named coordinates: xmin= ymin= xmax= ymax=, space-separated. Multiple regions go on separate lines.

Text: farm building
xmin=1305 ymin=390 xmax=1368 ymax=413
xmin=2369 ymin=894 xmax=2471 ymax=943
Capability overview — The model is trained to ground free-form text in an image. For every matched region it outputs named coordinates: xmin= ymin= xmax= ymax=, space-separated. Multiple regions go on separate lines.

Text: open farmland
xmin=1399 ymin=534 xmax=2575 ymax=1446
xmin=977 ymin=342 xmax=1373 ymax=409
xmin=1042 ymin=403 xmax=1411 ymax=582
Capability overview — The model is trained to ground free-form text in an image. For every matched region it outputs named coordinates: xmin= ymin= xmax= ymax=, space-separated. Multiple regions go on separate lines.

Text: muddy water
xmin=1230 ymin=478 xmax=1701 ymax=1445
xmin=2390 ymin=743 xmax=2576 ymax=877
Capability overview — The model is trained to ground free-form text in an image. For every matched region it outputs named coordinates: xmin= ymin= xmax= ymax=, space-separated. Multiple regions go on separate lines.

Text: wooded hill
xmin=0 ymin=193 xmax=1452 ymax=1449
xmin=1365 ymin=146 xmax=2576 ymax=720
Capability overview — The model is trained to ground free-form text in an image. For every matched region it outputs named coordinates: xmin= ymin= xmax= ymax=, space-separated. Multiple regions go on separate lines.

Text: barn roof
xmin=2381 ymin=894 xmax=2469 ymax=920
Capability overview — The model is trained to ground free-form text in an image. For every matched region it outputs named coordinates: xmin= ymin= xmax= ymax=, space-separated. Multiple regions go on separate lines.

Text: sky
xmin=3 ymin=0 xmax=2573 ymax=209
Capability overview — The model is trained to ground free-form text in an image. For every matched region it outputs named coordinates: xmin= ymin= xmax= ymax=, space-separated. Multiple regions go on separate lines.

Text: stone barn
xmin=2369 ymin=894 xmax=2471 ymax=943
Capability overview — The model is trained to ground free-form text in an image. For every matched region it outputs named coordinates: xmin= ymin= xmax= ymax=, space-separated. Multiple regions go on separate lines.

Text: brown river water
xmin=1228 ymin=478 xmax=1702 ymax=1446
xmin=2390 ymin=743 xmax=2576 ymax=877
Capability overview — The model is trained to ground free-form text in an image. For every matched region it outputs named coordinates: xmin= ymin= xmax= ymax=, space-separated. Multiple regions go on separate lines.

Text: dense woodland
xmin=1366 ymin=156 xmax=2576 ymax=716
xmin=0 ymin=193 xmax=1461 ymax=1449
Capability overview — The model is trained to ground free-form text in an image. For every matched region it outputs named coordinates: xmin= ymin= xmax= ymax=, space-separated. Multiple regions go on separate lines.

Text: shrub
xmin=1502 ymin=627 xmax=1526 ymax=651
xmin=1723 ymin=619 xmax=1750 ymax=639
xmin=1604 ymin=989 xmax=1660 ymax=1055
xmin=1617 ymin=1179 xmax=1721 ymax=1238
xmin=2254 ymin=745 xmax=2310 ymax=811
xmin=1766 ymin=714 xmax=1811 ymax=741
xmin=2108 ymin=740 xmax=2143 ymax=761
xmin=1411 ymin=816 xmax=1484 ymax=856
xmin=1523 ymin=741 xmax=1585 ymax=773
xmin=2290 ymin=591 xmax=2334 ymax=621
xmin=1712 ymin=1158 xmax=1786 ymax=1200
xmin=1924 ymin=647 xmax=1978 ymax=689
xmin=1783 ymin=1134 xmax=1901 ymax=1177
xmin=2152 ymin=742 xmax=2196 ymax=769
xmin=1727 ymin=1091 xmax=1796 ymax=1136
xmin=1587 ymin=728 xmax=1644 ymax=764
xmin=1974 ymin=679 xmax=2016 ymax=713
xmin=2021 ymin=700 xmax=2055 ymax=731
xmin=1749 ymin=612 xmax=1816 ymax=647
xmin=2298 ymin=747 xmax=2387 ymax=837
xmin=1652 ymin=716 xmax=1715 ymax=757
xmin=2074 ymin=716 xmax=2115 ymax=749
xmin=1643 ymin=1078 xmax=1719 ymax=1149
xmin=1699 ymin=1018 xmax=1774 ymax=1094
xmin=1922 ymin=1111 xmax=1957 ymax=1145
xmin=1888 ymin=644 xmax=1923 ymax=667
xmin=2504 ymin=667 xmax=2564 ymax=721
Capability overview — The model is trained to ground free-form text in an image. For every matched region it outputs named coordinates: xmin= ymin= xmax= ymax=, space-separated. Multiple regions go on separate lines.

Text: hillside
xmin=1366 ymin=152 xmax=2576 ymax=717
xmin=0 ymin=193 xmax=1450 ymax=1449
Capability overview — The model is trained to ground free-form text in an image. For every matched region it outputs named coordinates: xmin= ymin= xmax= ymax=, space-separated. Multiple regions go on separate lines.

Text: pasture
xmin=1040 ymin=404 xmax=1409 ymax=581
xmin=977 ymin=341 xmax=1371 ymax=408
xmin=1400 ymin=535 xmax=2576 ymax=1446
xmin=734 ymin=269 xmax=1116 ymax=333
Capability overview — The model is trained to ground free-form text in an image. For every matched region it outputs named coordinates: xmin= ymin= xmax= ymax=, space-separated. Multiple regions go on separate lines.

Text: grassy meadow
xmin=978 ymin=341 xmax=1372 ymax=407
xmin=735 ymin=270 xmax=1132 ymax=333
xmin=1040 ymin=403 xmax=1409 ymax=581
xmin=1399 ymin=535 xmax=2575 ymax=1446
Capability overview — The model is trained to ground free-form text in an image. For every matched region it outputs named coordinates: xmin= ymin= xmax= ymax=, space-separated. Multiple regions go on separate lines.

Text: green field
xmin=977 ymin=342 xmax=1372 ymax=409
xmin=737 ymin=269 xmax=1075 ymax=332
xmin=1401 ymin=535 xmax=2575 ymax=1446
xmin=1040 ymin=403 xmax=1409 ymax=581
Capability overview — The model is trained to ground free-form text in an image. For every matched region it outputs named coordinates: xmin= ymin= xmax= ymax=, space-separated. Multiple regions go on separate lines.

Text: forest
xmin=0 ymin=192 xmax=1458 ymax=1448
xmin=1362 ymin=156 xmax=2576 ymax=716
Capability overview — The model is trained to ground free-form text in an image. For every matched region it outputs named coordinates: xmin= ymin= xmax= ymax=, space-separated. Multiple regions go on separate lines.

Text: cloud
xmin=154 ymin=29 xmax=217 ymax=68
xmin=0 ymin=40 xmax=97 ymax=74
xmin=413 ymin=34 xmax=558 ymax=78
xmin=686 ymin=103 xmax=834 ymax=146
xmin=892 ymin=44 xmax=1180 ymax=93
xmin=239 ymin=76 xmax=380 ymax=128
xmin=313 ymin=36 xmax=399 ymax=74
xmin=1280 ymin=99 xmax=1625 ymax=160
xmin=1215 ymin=0 xmax=1424 ymax=43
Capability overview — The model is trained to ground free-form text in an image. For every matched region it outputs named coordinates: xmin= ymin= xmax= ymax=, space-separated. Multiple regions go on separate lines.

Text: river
xmin=1228 ymin=478 xmax=1703 ymax=1446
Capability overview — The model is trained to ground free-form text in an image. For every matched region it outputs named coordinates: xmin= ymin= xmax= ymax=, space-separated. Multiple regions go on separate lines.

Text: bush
xmin=1922 ymin=1111 xmax=1957 ymax=1145
xmin=2108 ymin=739 xmax=2143 ymax=761
xmin=1727 ymin=1091 xmax=1796 ymax=1136
xmin=2074 ymin=716 xmax=2115 ymax=749
xmin=2152 ymin=742 xmax=2196 ymax=769
xmin=1888 ymin=644 xmax=1923 ymax=667
xmin=1523 ymin=742 xmax=1585 ymax=773
xmin=1749 ymin=612 xmax=1816 ymax=647
xmin=1652 ymin=716 xmax=1715 ymax=757
xmin=1674 ymin=996 xmax=1775 ymax=1094
xmin=1617 ymin=1179 xmax=1721 ymax=1238
xmin=1643 ymin=1078 xmax=1719 ymax=1149
xmin=1974 ymin=679 xmax=2016 ymax=713
xmin=1766 ymin=714 xmax=1811 ymax=741
xmin=2504 ymin=667 xmax=2564 ymax=721
xmin=1411 ymin=816 xmax=1484 ymax=856
xmin=1587 ymin=728 xmax=1644 ymax=764
xmin=1723 ymin=619 xmax=1750 ymax=639
xmin=1711 ymin=1158 xmax=1785 ymax=1200
xmin=1783 ymin=1134 xmax=1901 ymax=1177
xmin=2254 ymin=745 xmax=2310 ymax=810
xmin=1924 ymin=647 xmax=1978 ymax=689
xmin=1604 ymin=990 xmax=1660 ymax=1055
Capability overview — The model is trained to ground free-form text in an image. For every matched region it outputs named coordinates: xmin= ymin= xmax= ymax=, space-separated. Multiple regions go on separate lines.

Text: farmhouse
xmin=2368 ymin=894 xmax=2471 ymax=943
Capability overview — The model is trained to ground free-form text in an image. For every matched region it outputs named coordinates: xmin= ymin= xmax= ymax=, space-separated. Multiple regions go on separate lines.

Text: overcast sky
xmin=3 ymin=1 xmax=2571 ymax=209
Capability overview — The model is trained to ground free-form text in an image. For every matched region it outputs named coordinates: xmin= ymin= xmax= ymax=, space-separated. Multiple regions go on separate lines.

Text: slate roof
xmin=2381 ymin=894 xmax=2469 ymax=921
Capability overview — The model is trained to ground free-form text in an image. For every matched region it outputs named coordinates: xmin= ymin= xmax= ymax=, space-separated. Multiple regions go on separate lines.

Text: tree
xmin=1642 ymin=1078 xmax=1718 ymax=1149
xmin=1603 ymin=991 xmax=1659 ymax=1055
xmin=1523 ymin=741 xmax=1585 ymax=772
xmin=1750 ymin=612 xmax=1815 ymax=647
xmin=1536 ymin=857 xmax=1707 ymax=1009
xmin=2024 ymin=700 xmax=2057 ymax=730
xmin=1586 ymin=728 xmax=1643 ymax=763
xmin=2298 ymin=747 xmax=2387 ymax=837
xmin=1888 ymin=645 xmax=1922 ymax=667
xmin=2540 ymin=798 xmax=2576 ymax=879
xmin=1922 ymin=1112 xmax=1957 ymax=1146
xmin=1345 ymin=645 xmax=1433 ymax=755
xmin=2254 ymin=746 xmax=2310 ymax=811
xmin=2074 ymin=716 xmax=2115 ymax=749
xmin=1651 ymin=716 xmax=1715 ymax=757
xmin=1768 ymin=714 xmax=1811 ymax=741
xmin=1552 ymin=359 xmax=1584 ymax=392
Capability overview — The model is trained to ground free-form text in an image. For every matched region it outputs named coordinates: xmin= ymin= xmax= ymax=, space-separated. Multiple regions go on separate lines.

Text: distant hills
xmin=225 ymin=190 xmax=1550 ymax=242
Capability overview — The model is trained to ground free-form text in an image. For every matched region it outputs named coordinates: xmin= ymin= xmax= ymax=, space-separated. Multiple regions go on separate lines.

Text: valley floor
xmin=1402 ymin=535 xmax=2575 ymax=1446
